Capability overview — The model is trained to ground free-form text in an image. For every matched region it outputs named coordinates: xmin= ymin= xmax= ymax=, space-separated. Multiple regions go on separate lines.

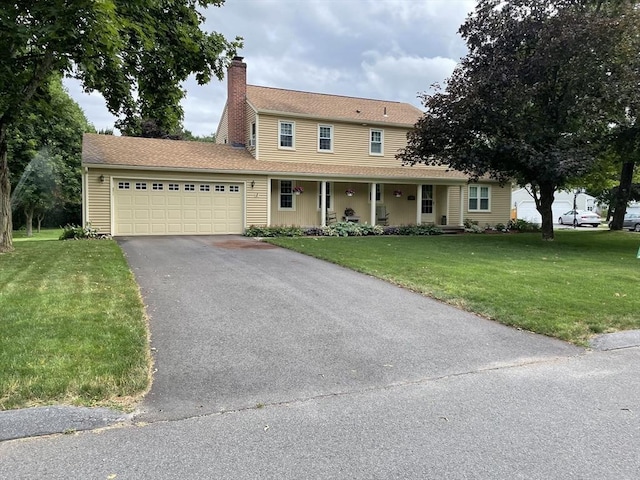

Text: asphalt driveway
xmin=117 ymin=235 xmax=581 ymax=423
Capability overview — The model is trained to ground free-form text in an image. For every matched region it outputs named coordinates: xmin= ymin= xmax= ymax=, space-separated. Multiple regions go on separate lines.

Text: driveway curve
xmin=117 ymin=235 xmax=581 ymax=423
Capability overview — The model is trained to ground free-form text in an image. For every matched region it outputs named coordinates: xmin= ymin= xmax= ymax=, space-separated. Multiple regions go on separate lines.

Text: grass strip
xmin=268 ymin=230 xmax=640 ymax=345
xmin=0 ymin=230 xmax=150 ymax=410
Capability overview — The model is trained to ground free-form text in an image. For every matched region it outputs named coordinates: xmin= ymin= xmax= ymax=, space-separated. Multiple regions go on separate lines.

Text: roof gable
xmin=246 ymin=85 xmax=422 ymax=126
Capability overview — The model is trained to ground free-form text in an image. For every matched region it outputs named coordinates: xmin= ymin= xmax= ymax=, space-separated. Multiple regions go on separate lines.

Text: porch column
xmin=416 ymin=184 xmax=423 ymax=225
xmin=459 ymin=185 xmax=464 ymax=226
xmin=370 ymin=182 xmax=377 ymax=225
xmin=320 ymin=181 xmax=327 ymax=226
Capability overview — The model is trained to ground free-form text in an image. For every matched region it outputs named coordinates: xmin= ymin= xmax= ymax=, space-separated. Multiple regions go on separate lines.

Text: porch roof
xmin=82 ymin=133 xmax=469 ymax=182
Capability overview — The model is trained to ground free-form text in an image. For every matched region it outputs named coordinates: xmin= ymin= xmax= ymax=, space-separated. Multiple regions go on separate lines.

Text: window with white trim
xmin=421 ymin=185 xmax=433 ymax=214
xmin=318 ymin=182 xmax=331 ymax=210
xmin=279 ymin=180 xmax=294 ymax=209
xmin=168 ymin=183 xmax=179 ymax=191
xmin=318 ymin=125 xmax=333 ymax=152
xmin=468 ymin=185 xmax=490 ymax=211
xmin=279 ymin=121 xmax=294 ymax=149
xmin=118 ymin=182 xmax=130 ymax=190
xmin=214 ymin=185 xmax=225 ymax=192
xmin=200 ymin=184 xmax=210 ymax=192
xmin=229 ymin=185 xmax=240 ymax=193
xmin=184 ymin=184 xmax=195 ymax=192
xmin=370 ymin=129 xmax=383 ymax=155
xmin=135 ymin=182 xmax=147 ymax=190
xmin=152 ymin=183 xmax=164 ymax=190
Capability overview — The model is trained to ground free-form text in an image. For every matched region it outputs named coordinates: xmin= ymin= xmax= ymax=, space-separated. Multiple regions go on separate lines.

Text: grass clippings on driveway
xmin=268 ymin=230 xmax=640 ymax=345
xmin=0 ymin=230 xmax=150 ymax=411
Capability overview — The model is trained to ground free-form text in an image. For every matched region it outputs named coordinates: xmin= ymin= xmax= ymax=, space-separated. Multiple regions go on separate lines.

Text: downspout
xmin=459 ymin=185 xmax=464 ymax=226
xmin=82 ymin=167 xmax=88 ymax=226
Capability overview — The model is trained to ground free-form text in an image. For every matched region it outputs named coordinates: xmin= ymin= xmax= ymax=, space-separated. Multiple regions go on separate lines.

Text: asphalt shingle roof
xmin=246 ymin=85 xmax=423 ymax=126
xmin=82 ymin=133 xmax=467 ymax=181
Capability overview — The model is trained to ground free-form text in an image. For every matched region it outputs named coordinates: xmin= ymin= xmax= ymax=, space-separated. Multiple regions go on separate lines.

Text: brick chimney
xmin=227 ymin=56 xmax=247 ymax=148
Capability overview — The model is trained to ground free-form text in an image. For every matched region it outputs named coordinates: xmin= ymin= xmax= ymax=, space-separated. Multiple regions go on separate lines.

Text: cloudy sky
xmin=65 ymin=0 xmax=476 ymax=136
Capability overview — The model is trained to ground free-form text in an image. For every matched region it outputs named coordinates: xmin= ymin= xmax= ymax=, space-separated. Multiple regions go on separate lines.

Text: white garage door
xmin=114 ymin=179 xmax=243 ymax=235
xmin=517 ymin=201 xmax=572 ymax=224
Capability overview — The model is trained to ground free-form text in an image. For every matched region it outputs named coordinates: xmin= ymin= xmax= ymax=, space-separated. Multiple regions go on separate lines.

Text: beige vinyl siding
xmin=257 ymin=114 xmax=432 ymax=169
xmin=215 ymin=105 xmax=229 ymax=144
xmin=86 ymin=168 xmax=113 ymax=233
xmin=463 ymin=183 xmax=511 ymax=226
xmin=85 ymin=167 xmax=269 ymax=234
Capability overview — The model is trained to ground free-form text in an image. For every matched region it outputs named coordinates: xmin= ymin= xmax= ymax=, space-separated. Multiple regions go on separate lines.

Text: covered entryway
xmin=113 ymin=179 xmax=243 ymax=235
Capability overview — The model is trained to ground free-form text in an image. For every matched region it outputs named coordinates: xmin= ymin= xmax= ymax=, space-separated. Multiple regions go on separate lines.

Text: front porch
xmin=268 ymin=180 xmax=466 ymax=228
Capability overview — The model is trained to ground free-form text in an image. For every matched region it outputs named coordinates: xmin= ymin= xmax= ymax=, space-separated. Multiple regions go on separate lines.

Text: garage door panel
xmin=114 ymin=180 xmax=243 ymax=236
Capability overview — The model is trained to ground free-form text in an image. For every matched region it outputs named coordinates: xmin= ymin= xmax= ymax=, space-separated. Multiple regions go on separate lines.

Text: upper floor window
xmin=279 ymin=180 xmax=294 ymax=210
xmin=469 ymin=185 xmax=490 ymax=211
xmin=279 ymin=121 xmax=294 ymax=149
xmin=318 ymin=125 xmax=333 ymax=152
xmin=370 ymin=129 xmax=383 ymax=155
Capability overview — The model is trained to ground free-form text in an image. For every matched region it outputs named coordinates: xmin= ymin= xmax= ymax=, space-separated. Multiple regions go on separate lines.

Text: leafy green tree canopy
xmin=0 ymin=0 xmax=242 ymax=251
xmin=8 ymin=75 xmax=92 ymax=234
xmin=398 ymin=0 xmax=640 ymax=240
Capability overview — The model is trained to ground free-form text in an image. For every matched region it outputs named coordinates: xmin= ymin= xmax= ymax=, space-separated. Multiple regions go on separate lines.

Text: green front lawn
xmin=269 ymin=231 xmax=640 ymax=345
xmin=0 ymin=230 xmax=150 ymax=410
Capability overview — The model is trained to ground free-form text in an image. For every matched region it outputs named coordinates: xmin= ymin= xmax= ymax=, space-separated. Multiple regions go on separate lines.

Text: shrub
xmin=244 ymin=222 xmax=441 ymax=238
xmin=59 ymin=223 xmax=102 ymax=240
xmin=507 ymin=218 xmax=541 ymax=232
xmin=244 ymin=225 xmax=303 ymax=237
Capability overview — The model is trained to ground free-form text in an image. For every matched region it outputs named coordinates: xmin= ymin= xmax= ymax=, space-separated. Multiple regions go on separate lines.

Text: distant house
xmin=82 ymin=57 xmax=512 ymax=236
xmin=512 ymin=187 xmax=599 ymax=225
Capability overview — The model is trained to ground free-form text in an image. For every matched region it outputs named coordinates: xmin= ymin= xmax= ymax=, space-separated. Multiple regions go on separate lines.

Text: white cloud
xmin=359 ymin=51 xmax=459 ymax=107
xmin=66 ymin=0 xmax=475 ymax=136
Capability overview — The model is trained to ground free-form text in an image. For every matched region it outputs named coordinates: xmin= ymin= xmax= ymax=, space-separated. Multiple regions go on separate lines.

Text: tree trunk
xmin=0 ymin=125 xmax=13 ymax=252
xmin=609 ymin=161 xmax=635 ymax=230
xmin=25 ymin=208 xmax=34 ymax=237
xmin=37 ymin=213 xmax=44 ymax=233
xmin=537 ymin=182 xmax=556 ymax=241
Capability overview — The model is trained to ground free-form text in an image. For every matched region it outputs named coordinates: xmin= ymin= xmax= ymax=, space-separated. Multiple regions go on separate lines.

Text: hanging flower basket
xmin=293 ymin=186 xmax=304 ymax=195
xmin=393 ymin=190 xmax=402 ymax=197
xmin=345 ymin=189 xmax=355 ymax=197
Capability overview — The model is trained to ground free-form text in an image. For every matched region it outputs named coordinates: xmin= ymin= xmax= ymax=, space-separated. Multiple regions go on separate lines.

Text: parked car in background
xmin=558 ymin=210 xmax=602 ymax=227
xmin=609 ymin=213 xmax=640 ymax=232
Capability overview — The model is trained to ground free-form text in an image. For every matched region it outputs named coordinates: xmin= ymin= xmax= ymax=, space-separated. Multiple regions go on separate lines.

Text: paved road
xmin=1 ymin=235 xmax=639 ymax=479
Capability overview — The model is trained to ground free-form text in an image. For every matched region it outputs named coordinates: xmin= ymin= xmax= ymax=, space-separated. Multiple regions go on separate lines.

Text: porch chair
xmin=376 ymin=205 xmax=389 ymax=225
xmin=326 ymin=209 xmax=337 ymax=225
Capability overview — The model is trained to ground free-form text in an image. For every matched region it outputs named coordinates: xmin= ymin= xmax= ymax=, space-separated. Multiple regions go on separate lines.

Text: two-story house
xmin=82 ymin=57 xmax=510 ymax=236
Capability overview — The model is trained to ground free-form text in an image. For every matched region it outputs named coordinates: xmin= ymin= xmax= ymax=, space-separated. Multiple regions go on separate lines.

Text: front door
xmin=421 ymin=185 xmax=435 ymax=224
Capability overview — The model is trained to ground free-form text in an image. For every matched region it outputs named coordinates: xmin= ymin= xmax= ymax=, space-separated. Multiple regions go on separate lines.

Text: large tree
xmin=0 ymin=1 xmax=241 ymax=251
xmin=398 ymin=0 xmax=640 ymax=240
xmin=8 ymin=75 xmax=91 ymax=235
